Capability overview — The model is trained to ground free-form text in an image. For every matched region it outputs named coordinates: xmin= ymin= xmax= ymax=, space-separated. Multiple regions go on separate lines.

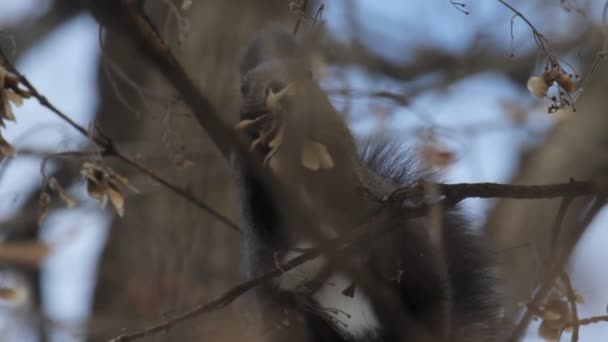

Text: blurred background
xmin=1 ymin=0 xmax=608 ymax=341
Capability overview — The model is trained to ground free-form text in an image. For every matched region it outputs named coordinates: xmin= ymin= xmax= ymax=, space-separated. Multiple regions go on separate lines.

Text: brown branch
xmin=389 ymin=181 xmax=602 ymax=207
xmin=497 ymin=0 xmax=556 ymax=63
xmin=327 ymin=88 xmax=411 ymax=106
xmin=508 ymin=196 xmax=606 ymax=341
xmin=564 ymin=315 xmax=608 ymax=328
xmin=0 ymin=48 xmax=240 ymax=233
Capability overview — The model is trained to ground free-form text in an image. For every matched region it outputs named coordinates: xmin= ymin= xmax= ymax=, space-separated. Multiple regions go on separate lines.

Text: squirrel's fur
xmin=234 ymin=28 xmax=500 ymax=342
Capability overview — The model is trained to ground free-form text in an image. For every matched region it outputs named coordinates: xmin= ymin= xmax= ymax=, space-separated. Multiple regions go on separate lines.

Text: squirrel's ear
xmin=239 ymin=37 xmax=262 ymax=76
xmin=239 ymin=27 xmax=298 ymax=76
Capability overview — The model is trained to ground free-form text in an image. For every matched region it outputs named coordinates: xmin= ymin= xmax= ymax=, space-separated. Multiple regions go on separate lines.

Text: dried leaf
xmin=87 ymin=180 xmax=108 ymax=208
xmin=0 ymin=66 xmax=18 ymax=124
xmin=538 ymin=319 xmax=559 ymax=341
xmin=0 ymin=91 xmax=13 ymax=124
xmin=527 ymin=76 xmax=549 ymax=98
xmin=0 ymin=93 xmax=17 ymax=124
xmin=542 ymin=299 xmax=571 ymax=329
xmin=301 ymin=140 xmax=333 ymax=171
xmin=5 ymin=90 xmax=23 ymax=107
xmin=81 ymin=161 xmax=104 ymax=183
xmin=107 ymin=167 xmax=138 ymax=193
xmin=0 ymin=134 xmax=15 ymax=161
xmin=542 ymin=309 xmax=562 ymax=321
xmin=81 ymin=161 xmax=136 ymax=216
xmin=107 ymin=183 xmax=125 ymax=217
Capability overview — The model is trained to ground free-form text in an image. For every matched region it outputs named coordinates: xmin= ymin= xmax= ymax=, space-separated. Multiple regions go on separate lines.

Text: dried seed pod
xmin=556 ymin=72 xmax=576 ymax=94
xmin=107 ymin=183 xmax=125 ymax=217
xmin=80 ymin=161 xmax=135 ymax=217
xmin=527 ymin=76 xmax=549 ymax=98
xmin=0 ymin=134 xmax=15 ymax=161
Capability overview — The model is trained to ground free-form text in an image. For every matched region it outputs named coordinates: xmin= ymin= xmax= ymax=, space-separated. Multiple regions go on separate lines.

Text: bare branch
xmin=0 ymin=48 xmax=240 ymax=233
xmin=389 ymin=181 xmax=602 ymax=206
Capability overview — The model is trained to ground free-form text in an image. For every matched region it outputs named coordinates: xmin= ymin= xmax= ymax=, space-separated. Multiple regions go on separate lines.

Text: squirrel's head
xmin=238 ymin=28 xmax=311 ymax=122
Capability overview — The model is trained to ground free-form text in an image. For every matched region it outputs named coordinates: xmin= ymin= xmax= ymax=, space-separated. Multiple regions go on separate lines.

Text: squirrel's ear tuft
xmin=239 ymin=27 xmax=298 ymax=76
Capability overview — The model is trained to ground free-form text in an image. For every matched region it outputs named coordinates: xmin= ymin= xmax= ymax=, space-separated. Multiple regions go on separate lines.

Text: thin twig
xmin=564 ymin=315 xmax=608 ymax=328
xmin=497 ymin=0 xmax=556 ymax=64
xmin=449 ymin=0 xmax=469 ymax=15
xmin=561 ymin=272 xmax=580 ymax=342
xmin=327 ymin=88 xmax=410 ymax=106
xmin=291 ymin=0 xmax=309 ymax=35
xmin=389 ymin=181 xmax=602 ymax=206
xmin=508 ymin=196 xmax=606 ymax=341
xmin=0 ymin=48 xmax=240 ymax=233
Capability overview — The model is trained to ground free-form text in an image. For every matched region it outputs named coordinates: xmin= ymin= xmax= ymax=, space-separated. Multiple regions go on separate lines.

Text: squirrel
xmin=233 ymin=28 xmax=500 ymax=342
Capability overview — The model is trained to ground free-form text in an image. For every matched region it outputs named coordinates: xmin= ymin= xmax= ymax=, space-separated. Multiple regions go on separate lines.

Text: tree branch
xmin=389 ymin=181 xmax=602 ymax=206
xmin=0 ymin=48 xmax=240 ymax=233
